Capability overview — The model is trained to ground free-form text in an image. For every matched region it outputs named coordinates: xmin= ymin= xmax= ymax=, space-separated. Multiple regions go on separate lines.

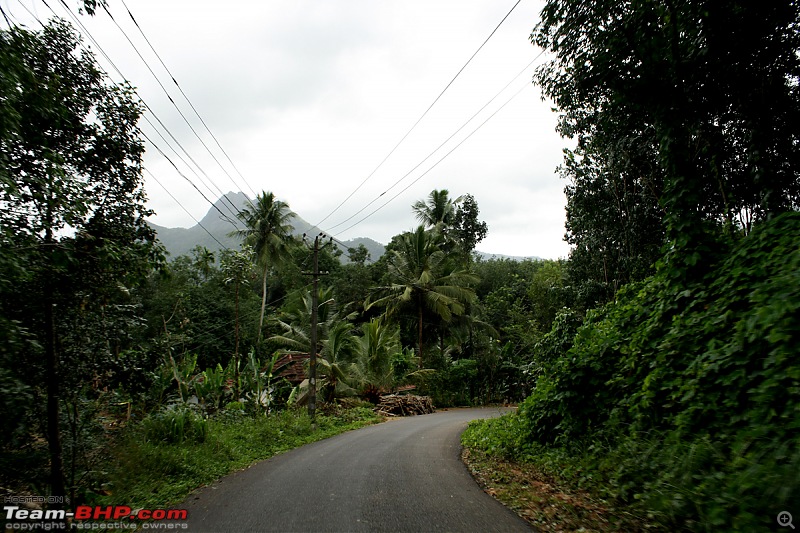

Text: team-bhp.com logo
xmin=4 ymin=504 xmax=188 ymax=530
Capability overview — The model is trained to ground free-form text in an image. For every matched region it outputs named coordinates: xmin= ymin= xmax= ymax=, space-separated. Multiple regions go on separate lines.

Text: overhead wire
xmin=100 ymin=2 xmax=243 ymax=217
xmin=331 ymin=81 xmax=532 ymax=237
xmin=38 ymin=0 xmax=238 ymax=225
xmin=1 ymin=5 xmax=13 ymax=26
xmin=144 ymin=168 xmax=228 ymax=251
xmin=34 ymin=0 xmax=243 ymax=230
xmin=138 ymin=112 xmax=242 ymax=226
xmin=117 ymin=0 xmax=258 ymax=199
xmin=313 ymin=0 xmax=524 ymax=228
xmin=324 ymin=53 xmax=544 ymax=233
xmin=138 ymin=129 xmax=243 ymax=230
xmin=5 ymin=0 xmax=240 ymax=254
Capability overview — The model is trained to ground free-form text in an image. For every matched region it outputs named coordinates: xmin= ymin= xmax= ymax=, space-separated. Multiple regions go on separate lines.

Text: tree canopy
xmin=535 ymin=0 xmax=800 ymax=274
xmin=0 ymin=19 xmax=161 ymax=500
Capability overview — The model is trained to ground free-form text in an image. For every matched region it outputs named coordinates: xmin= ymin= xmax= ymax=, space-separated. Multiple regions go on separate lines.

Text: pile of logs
xmin=375 ymin=394 xmax=435 ymax=417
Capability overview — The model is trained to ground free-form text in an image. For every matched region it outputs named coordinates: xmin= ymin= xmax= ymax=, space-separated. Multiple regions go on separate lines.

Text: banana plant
xmin=194 ymin=363 xmax=229 ymax=413
xmin=167 ymin=353 xmax=198 ymax=404
xmin=243 ymin=349 xmax=286 ymax=415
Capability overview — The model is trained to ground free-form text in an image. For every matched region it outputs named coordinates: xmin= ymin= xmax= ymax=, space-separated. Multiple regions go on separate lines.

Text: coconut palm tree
xmin=367 ymin=226 xmax=478 ymax=362
xmin=269 ymin=288 xmax=359 ymax=403
xmin=411 ymin=189 xmax=463 ymax=234
xmin=231 ymin=191 xmax=295 ymax=340
xmin=351 ymin=318 xmax=400 ymax=402
xmin=190 ymin=245 xmax=216 ymax=282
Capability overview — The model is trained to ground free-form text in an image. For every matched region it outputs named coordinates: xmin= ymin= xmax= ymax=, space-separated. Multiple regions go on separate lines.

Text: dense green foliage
xmin=0 ymin=19 xmax=161 ymax=501
xmin=464 ymin=1 xmax=800 ymax=531
xmin=466 ymin=214 xmax=800 ymax=529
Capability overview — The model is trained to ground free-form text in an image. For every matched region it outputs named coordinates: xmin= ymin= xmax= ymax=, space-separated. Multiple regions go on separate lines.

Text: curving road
xmin=182 ymin=407 xmax=531 ymax=532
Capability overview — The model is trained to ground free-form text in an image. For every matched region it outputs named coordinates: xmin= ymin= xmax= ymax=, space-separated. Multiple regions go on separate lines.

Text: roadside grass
xmin=99 ymin=406 xmax=381 ymax=509
xmin=461 ymin=448 xmax=663 ymax=532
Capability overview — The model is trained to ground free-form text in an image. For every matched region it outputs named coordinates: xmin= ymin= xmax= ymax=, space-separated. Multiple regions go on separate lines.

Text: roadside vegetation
xmin=104 ymin=406 xmax=380 ymax=509
xmin=463 ymin=1 xmax=800 ymax=531
xmin=1 ymin=2 xmax=798 ymax=531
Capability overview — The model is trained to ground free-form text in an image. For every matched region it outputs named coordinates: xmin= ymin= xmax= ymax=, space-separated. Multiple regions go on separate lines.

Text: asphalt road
xmin=182 ymin=407 xmax=531 ymax=532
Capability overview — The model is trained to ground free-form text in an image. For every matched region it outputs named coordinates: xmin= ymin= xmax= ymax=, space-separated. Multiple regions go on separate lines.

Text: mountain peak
xmin=149 ymin=192 xmax=386 ymax=260
xmin=200 ymin=191 xmax=250 ymax=226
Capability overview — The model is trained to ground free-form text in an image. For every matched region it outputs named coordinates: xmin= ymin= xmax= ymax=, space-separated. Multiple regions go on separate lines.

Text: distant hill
xmin=476 ymin=251 xmax=543 ymax=262
xmin=149 ymin=192 xmax=385 ymax=261
xmin=149 ymin=192 xmax=541 ymax=263
xmin=340 ymin=237 xmax=385 ymax=263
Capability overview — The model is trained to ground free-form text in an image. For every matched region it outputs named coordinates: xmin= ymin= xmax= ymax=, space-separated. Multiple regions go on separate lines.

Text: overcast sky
xmin=7 ymin=0 xmax=571 ymax=259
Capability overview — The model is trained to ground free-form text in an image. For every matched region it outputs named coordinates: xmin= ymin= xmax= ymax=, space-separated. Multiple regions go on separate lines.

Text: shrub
xmin=141 ymin=404 xmax=208 ymax=444
xmin=471 ymin=213 xmax=800 ymax=530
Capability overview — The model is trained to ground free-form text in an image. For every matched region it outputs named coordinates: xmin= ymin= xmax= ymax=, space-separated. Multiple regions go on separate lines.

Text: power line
xmin=1 ymin=5 xmax=13 ymax=26
xmin=36 ymin=0 xmax=242 ymax=229
xmin=140 ymin=129 xmax=240 ymax=229
xmin=314 ymin=0 xmax=524 ymax=228
xmin=100 ymin=2 xmax=244 ymax=216
xmin=331 ymin=81 xmax=531 ymax=238
xmin=324 ymin=54 xmax=543 ymax=233
xmin=138 ymin=113 xmax=241 ymax=224
xmin=8 ymin=0 xmax=242 ymax=249
xmin=144 ymin=168 xmax=228 ymax=251
xmin=41 ymin=0 xmax=240 ymax=224
xmin=117 ymin=0 xmax=258 ymax=198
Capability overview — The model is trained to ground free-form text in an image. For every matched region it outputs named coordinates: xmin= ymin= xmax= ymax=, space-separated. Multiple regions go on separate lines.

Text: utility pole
xmin=309 ymin=234 xmax=320 ymax=422
xmin=303 ymin=233 xmax=331 ymax=423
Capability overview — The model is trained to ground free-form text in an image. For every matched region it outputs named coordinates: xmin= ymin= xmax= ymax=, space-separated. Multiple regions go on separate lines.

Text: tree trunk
xmin=45 ymin=297 xmax=66 ymax=501
xmin=418 ymin=304 xmax=423 ymax=363
xmin=44 ymin=222 xmax=66 ymax=503
xmin=234 ymin=283 xmax=240 ymax=399
xmin=258 ymin=262 xmax=268 ymax=341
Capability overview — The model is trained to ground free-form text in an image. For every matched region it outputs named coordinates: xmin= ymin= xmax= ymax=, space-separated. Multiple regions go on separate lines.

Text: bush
xmin=141 ymin=404 xmax=208 ymax=444
xmin=469 ymin=213 xmax=800 ymax=531
xmin=103 ymin=406 xmax=381 ymax=508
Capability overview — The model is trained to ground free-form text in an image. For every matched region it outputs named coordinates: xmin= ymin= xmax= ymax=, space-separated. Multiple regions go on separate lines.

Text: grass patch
xmin=99 ymin=406 xmax=381 ymax=509
xmin=461 ymin=448 xmax=662 ymax=532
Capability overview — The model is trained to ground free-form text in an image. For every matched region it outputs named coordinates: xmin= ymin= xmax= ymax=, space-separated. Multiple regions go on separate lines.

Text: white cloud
xmin=11 ymin=0 xmax=571 ymax=259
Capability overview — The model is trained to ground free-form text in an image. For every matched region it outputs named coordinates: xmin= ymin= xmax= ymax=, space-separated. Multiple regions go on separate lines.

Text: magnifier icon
xmin=779 ymin=511 xmax=795 ymax=529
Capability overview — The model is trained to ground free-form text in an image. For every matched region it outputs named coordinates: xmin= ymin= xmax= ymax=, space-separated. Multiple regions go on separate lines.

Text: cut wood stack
xmin=375 ymin=394 xmax=435 ymax=417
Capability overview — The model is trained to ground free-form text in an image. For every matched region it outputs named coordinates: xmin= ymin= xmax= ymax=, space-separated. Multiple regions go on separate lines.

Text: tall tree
xmin=562 ymin=129 xmax=666 ymax=307
xmin=220 ymin=246 xmax=254 ymax=397
xmin=232 ymin=191 xmax=296 ymax=340
xmin=412 ymin=189 xmax=461 ymax=233
xmin=451 ymin=193 xmax=488 ymax=259
xmin=191 ymin=245 xmax=216 ymax=282
xmin=367 ymin=226 xmax=478 ymax=361
xmin=0 ymin=20 xmax=160 ymax=500
xmin=533 ymin=0 xmax=800 ymax=275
